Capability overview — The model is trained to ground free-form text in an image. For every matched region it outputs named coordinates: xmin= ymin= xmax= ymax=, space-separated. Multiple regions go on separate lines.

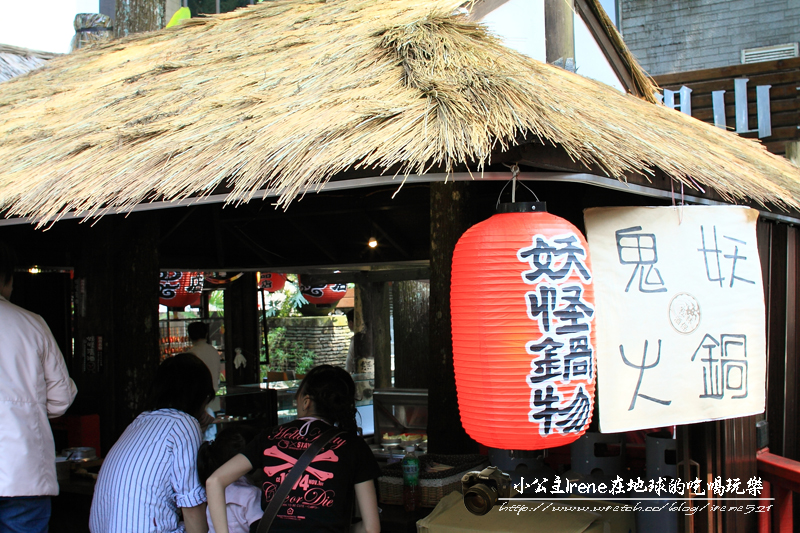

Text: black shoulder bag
xmin=255 ymin=426 xmax=344 ymax=533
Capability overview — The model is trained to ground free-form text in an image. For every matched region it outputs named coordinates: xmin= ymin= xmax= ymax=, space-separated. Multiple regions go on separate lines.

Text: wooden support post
xmin=224 ymin=272 xmax=261 ymax=386
xmin=545 ymin=0 xmax=575 ymax=69
xmin=355 ymin=283 xmax=391 ymax=389
xmin=765 ymin=223 xmax=787 ymax=457
xmin=428 ymin=181 xmax=478 ymax=454
xmin=786 ymin=141 xmax=800 ymax=167
xmin=784 ymin=227 xmax=799 ymax=461
xmin=111 ymin=214 xmax=161 ymax=437
xmin=73 ymin=213 xmax=160 ymax=452
xmin=73 ymin=222 xmax=114 ymax=454
xmin=392 ymin=280 xmax=430 ymax=389
xmin=115 ymin=0 xmax=166 ymax=37
xmin=759 ymin=481 xmax=771 ymax=533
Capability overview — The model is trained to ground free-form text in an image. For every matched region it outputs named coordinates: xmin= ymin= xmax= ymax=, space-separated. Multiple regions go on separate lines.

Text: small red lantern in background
xmin=451 ymin=203 xmax=596 ymax=450
xmin=298 ymin=277 xmax=347 ymax=305
xmin=258 ymin=272 xmax=287 ymax=292
xmin=204 ymin=272 xmax=243 ymax=287
xmin=159 ymin=271 xmax=204 ymax=308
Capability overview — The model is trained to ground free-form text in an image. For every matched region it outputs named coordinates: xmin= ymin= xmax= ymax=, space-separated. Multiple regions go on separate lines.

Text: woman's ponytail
xmin=299 ymin=365 xmax=359 ymax=433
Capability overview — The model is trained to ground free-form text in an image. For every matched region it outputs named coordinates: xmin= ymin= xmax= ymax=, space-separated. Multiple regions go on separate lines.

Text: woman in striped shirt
xmin=89 ymin=353 xmax=215 ymax=533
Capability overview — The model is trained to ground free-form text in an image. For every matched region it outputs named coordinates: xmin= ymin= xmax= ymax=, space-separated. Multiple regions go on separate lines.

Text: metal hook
xmin=511 ymin=164 xmax=519 ymax=203
xmin=496 ymin=164 xmax=539 ymax=209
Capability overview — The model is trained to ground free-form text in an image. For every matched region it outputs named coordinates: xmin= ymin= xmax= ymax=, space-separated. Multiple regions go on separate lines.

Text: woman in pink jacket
xmin=0 ymin=242 xmax=78 ymax=533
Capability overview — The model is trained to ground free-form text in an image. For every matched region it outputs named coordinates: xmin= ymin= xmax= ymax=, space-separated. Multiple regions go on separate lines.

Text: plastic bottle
xmin=401 ymin=445 xmax=419 ymax=511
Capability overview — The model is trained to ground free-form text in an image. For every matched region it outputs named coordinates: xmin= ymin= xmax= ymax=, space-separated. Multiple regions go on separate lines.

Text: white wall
xmin=480 ymin=0 xmax=546 ymax=63
xmin=0 ymin=0 xmax=99 ymax=54
xmin=574 ymin=13 xmax=625 ymax=92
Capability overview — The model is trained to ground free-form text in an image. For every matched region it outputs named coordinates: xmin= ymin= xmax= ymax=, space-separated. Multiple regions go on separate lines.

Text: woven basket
xmin=378 ymin=453 xmax=487 ymax=508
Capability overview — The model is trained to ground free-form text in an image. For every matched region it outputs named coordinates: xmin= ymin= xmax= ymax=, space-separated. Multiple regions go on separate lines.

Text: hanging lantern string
xmin=497 ymin=163 xmax=540 ymax=209
xmin=670 ymin=179 xmax=686 ymax=225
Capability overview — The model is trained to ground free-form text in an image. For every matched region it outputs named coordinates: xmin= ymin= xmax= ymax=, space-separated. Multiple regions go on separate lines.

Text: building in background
xmin=615 ymin=0 xmax=800 ymax=160
xmin=618 ymin=0 xmax=800 ymax=77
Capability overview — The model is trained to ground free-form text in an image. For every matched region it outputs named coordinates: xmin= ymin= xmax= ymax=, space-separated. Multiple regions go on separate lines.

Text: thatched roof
xmin=0 ymin=0 xmax=799 ymax=226
xmin=0 ymin=44 xmax=59 ymax=83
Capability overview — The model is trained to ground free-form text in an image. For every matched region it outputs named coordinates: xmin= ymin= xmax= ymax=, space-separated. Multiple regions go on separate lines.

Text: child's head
xmin=197 ymin=426 xmax=259 ymax=486
xmin=297 ymin=365 xmax=358 ymax=433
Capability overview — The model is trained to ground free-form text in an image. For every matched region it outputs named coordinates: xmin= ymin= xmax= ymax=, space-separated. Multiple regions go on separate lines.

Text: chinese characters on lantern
xmin=299 ymin=282 xmax=347 ymax=304
xmin=584 ymin=206 xmax=765 ymax=432
xmin=517 ymin=234 xmax=594 ymax=436
xmin=159 ymin=271 xmax=204 ymax=308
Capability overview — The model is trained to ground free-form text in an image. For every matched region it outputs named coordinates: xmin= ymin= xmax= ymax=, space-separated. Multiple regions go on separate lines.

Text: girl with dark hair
xmin=90 ymin=353 xmax=215 ymax=533
xmin=206 ymin=365 xmax=381 ymax=533
xmin=197 ymin=427 xmax=262 ymax=533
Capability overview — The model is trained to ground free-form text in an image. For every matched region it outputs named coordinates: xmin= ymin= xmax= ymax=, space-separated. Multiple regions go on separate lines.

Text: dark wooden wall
xmin=71 ymin=213 xmax=161 ymax=454
xmin=655 ymin=58 xmax=800 ymax=156
xmin=10 ymin=272 xmax=72 ymax=361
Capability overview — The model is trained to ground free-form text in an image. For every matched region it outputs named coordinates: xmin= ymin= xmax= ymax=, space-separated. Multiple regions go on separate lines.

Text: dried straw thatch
xmin=0 ymin=44 xmax=58 ymax=83
xmin=0 ymin=0 xmax=799 ymax=226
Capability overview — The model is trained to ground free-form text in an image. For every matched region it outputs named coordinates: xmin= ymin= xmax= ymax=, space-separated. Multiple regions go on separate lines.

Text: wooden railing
xmin=757 ymin=449 xmax=800 ymax=532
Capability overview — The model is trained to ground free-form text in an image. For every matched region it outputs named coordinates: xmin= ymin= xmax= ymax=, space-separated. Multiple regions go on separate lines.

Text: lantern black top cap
xmin=497 ymin=202 xmax=547 ymax=214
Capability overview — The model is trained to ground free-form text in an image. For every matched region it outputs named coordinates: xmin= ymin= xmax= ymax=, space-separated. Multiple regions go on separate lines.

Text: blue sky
xmin=600 ymin=0 xmax=617 ymax=26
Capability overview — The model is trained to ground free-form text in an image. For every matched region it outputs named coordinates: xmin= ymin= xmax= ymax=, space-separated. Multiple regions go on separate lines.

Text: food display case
xmin=215 ymin=384 xmax=277 ymax=428
xmin=271 ymin=379 xmax=303 ymax=425
xmin=269 ymin=373 xmax=375 ymax=428
xmin=372 ymin=388 xmax=427 ymax=459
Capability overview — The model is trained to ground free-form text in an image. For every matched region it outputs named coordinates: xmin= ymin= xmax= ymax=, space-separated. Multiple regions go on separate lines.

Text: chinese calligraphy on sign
xmin=615 ymin=226 xmax=667 ymax=293
xmin=584 ymin=206 xmax=765 ymax=432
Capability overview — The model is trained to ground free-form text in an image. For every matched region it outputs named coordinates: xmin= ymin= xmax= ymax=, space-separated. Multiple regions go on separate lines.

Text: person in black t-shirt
xmin=207 ymin=365 xmax=381 ymax=533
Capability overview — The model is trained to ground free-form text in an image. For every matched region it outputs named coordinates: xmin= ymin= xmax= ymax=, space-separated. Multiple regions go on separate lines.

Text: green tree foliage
xmin=264 ymin=327 xmax=316 ymax=376
xmin=260 ymin=275 xmax=308 ymax=318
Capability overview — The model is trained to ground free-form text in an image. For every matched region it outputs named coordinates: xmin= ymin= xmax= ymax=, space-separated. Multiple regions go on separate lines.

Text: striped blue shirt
xmin=89 ymin=409 xmax=206 ymax=533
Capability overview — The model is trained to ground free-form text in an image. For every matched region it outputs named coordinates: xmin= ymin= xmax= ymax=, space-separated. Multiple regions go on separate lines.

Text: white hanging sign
xmin=583 ymin=206 xmax=766 ymax=433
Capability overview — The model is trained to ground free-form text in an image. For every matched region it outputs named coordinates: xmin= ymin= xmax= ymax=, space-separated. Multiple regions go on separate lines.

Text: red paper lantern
xmin=258 ymin=273 xmax=287 ymax=292
xmin=204 ymin=272 xmax=243 ymax=287
xmin=451 ymin=203 xmax=596 ymax=450
xmin=159 ymin=271 xmax=204 ymax=308
xmin=299 ymin=278 xmax=347 ymax=305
